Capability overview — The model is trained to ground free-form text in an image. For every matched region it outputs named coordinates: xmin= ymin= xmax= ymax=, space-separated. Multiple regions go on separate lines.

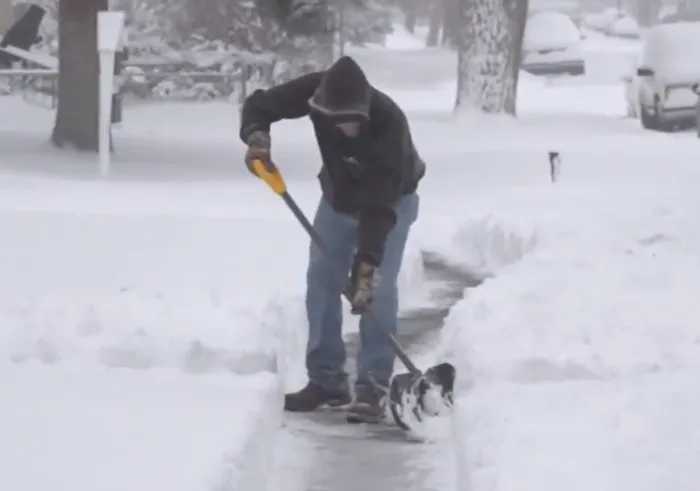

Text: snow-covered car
xmin=529 ymin=0 xmax=584 ymax=27
xmin=607 ymin=15 xmax=640 ymax=38
xmin=522 ymin=10 xmax=585 ymax=76
xmin=583 ymin=7 xmax=623 ymax=32
xmin=636 ymin=21 xmax=700 ymax=131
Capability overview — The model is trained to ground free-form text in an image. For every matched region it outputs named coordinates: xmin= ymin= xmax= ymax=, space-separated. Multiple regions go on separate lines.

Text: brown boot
xmin=284 ymin=382 xmax=351 ymax=412
xmin=346 ymin=385 xmax=386 ymax=424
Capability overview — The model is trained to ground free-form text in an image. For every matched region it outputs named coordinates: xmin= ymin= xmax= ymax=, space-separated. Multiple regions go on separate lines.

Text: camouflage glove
xmin=345 ymin=257 xmax=377 ymax=315
xmin=244 ymin=130 xmax=276 ymax=175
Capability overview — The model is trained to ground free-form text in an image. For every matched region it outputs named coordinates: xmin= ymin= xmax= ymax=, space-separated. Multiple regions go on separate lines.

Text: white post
xmin=97 ymin=10 xmax=125 ymax=177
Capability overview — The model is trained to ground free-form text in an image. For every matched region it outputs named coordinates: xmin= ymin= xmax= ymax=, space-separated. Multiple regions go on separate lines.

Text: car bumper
xmin=660 ymin=106 xmax=697 ymax=121
xmin=522 ymin=59 xmax=585 ymax=75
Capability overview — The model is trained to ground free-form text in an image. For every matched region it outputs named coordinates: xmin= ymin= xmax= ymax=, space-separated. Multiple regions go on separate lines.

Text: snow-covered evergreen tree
xmin=337 ymin=0 xmax=394 ymax=48
xmin=455 ymin=0 xmax=528 ymax=116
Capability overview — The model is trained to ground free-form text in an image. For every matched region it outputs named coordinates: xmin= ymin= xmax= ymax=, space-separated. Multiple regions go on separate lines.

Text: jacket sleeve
xmin=239 ymin=72 xmax=323 ymax=143
xmin=355 ymin=119 xmax=406 ymax=267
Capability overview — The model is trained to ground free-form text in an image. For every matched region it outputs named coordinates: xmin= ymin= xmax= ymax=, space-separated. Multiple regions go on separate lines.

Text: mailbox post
xmin=97 ymin=10 xmax=125 ymax=177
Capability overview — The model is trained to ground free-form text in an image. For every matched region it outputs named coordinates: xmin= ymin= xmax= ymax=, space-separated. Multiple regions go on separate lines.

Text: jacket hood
xmin=308 ymin=56 xmax=371 ymax=121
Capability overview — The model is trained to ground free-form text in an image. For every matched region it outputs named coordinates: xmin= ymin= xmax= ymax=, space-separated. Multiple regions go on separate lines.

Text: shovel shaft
xmin=279 ymin=191 xmax=421 ymax=374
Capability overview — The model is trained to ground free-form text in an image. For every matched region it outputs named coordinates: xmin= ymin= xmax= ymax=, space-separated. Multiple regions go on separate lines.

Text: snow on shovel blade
xmin=388 ymin=362 xmax=456 ymax=431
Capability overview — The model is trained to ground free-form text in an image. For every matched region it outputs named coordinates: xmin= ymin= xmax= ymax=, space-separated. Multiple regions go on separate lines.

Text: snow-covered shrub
xmin=8 ymin=0 xmax=394 ymax=102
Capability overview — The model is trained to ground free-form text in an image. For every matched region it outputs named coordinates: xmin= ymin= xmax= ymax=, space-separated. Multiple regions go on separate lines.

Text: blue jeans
xmin=305 ymin=193 xmax=420 ymax=394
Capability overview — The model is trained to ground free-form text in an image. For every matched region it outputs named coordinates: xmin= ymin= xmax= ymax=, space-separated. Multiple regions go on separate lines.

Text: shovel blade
xmin=387 ymin=362 xmax=457 ymax=431
xmin=424 ymin=362 xmax=456 ymax=405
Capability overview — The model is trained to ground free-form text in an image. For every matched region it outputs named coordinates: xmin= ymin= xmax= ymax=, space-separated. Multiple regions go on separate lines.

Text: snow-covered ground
xmin=2 ymin=25 xmax=700 ymax=491
xmin=431 ymin=152 xmax=700 ymax=491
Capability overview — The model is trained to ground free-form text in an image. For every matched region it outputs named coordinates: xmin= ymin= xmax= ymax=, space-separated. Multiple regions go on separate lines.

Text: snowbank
xmin=1 ymin=289 xmax=290 ymax=374
xmin=0 ymin=364 xmax=281 ymax=491
xmin=0 ymin=290 xmax=293 ymax=490
xmin=436 ymin=162 xmax=700 ymax=490
xmin=436 ymin=217 xmax=536 ymax=277
xmin=0 ymin=180 xmax=306 ymax=491
xmin=454 ymin=372 xmax=700 ymax=491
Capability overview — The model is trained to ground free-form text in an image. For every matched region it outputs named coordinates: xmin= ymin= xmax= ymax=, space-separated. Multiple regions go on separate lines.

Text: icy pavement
xmin=268 ymin=254 xmax=480 ymax=491
xmin=268 ymin=254 xmax=481 ymax=491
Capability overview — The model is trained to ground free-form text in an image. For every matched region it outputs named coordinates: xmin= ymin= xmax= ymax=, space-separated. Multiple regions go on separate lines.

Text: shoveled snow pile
xmin=0 ymin=363 xmax=281 ymax=491
xmin=1 ymin=289 xmax=291 ymax=374
xmin=433 ymin=148 xmax=700 ymax=491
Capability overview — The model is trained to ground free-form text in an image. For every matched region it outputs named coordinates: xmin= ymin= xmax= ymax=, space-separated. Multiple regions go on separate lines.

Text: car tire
xmin=654 ymin=98 xmax=673 ymax=132
xmin=640 ymin=104 xmax=657 ymax=130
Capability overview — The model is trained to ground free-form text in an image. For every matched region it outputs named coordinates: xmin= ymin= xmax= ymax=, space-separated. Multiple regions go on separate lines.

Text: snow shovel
xmin=251 ymin=159 xmax=456 ymax=430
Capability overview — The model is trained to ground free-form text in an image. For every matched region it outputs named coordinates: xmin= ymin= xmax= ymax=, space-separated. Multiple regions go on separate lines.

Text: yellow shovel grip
xmin=252 ymin=159 xmax=286 ymax=195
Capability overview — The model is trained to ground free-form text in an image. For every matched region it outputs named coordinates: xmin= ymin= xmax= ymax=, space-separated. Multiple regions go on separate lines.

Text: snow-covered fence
xmin=0 ymin=68 xmax=58 ymax=107
xmin=118 ymin=48 xmax=278 ymax=103
xmin=0 ymin=45 xmax=58 ymax=108
xmin=0 ymin=48 xmax=277 ymax=105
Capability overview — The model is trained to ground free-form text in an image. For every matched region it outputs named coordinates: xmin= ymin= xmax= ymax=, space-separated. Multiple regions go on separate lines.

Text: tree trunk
xmin=505 ymin=0 xmax=528 ymax=115
xmin=51 ymin=0 xmax=108 ymax=151
xmin=404 ymin=11 xmax=416 ymax=33
xmin=426 ymin=0 xmax=442 ymax=47
xmin=0 ymin=0 xmax=13 ymax=36
xmin=455 ymin=0 xmax=529 ymax=116
xmin=440 ymin=0 xmax=460 ymax=47
xmin=636 ymin=0 xmax=656 ymax=27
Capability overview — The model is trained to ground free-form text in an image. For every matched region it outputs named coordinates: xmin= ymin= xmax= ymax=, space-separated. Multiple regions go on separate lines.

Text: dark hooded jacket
xmin=239 ymin=56 xmax=425 ymax=266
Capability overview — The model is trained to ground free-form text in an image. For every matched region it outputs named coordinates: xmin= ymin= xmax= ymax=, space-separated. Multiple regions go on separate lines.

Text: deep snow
xmin=1 ymin=365 xmax=280 ymax=491
xmin=433 ymin=155 xmax=700 ymax=491
xmin=2 ymin=25 xmax=700 ymax=491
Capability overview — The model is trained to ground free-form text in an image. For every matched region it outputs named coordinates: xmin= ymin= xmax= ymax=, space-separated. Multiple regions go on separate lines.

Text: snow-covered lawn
xmin=0 ymin=179 xmax=294 ymax=489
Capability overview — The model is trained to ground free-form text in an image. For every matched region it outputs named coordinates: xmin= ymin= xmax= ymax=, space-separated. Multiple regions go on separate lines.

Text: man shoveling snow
xmin=239 ymin=55 xmax=426 ymax=424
